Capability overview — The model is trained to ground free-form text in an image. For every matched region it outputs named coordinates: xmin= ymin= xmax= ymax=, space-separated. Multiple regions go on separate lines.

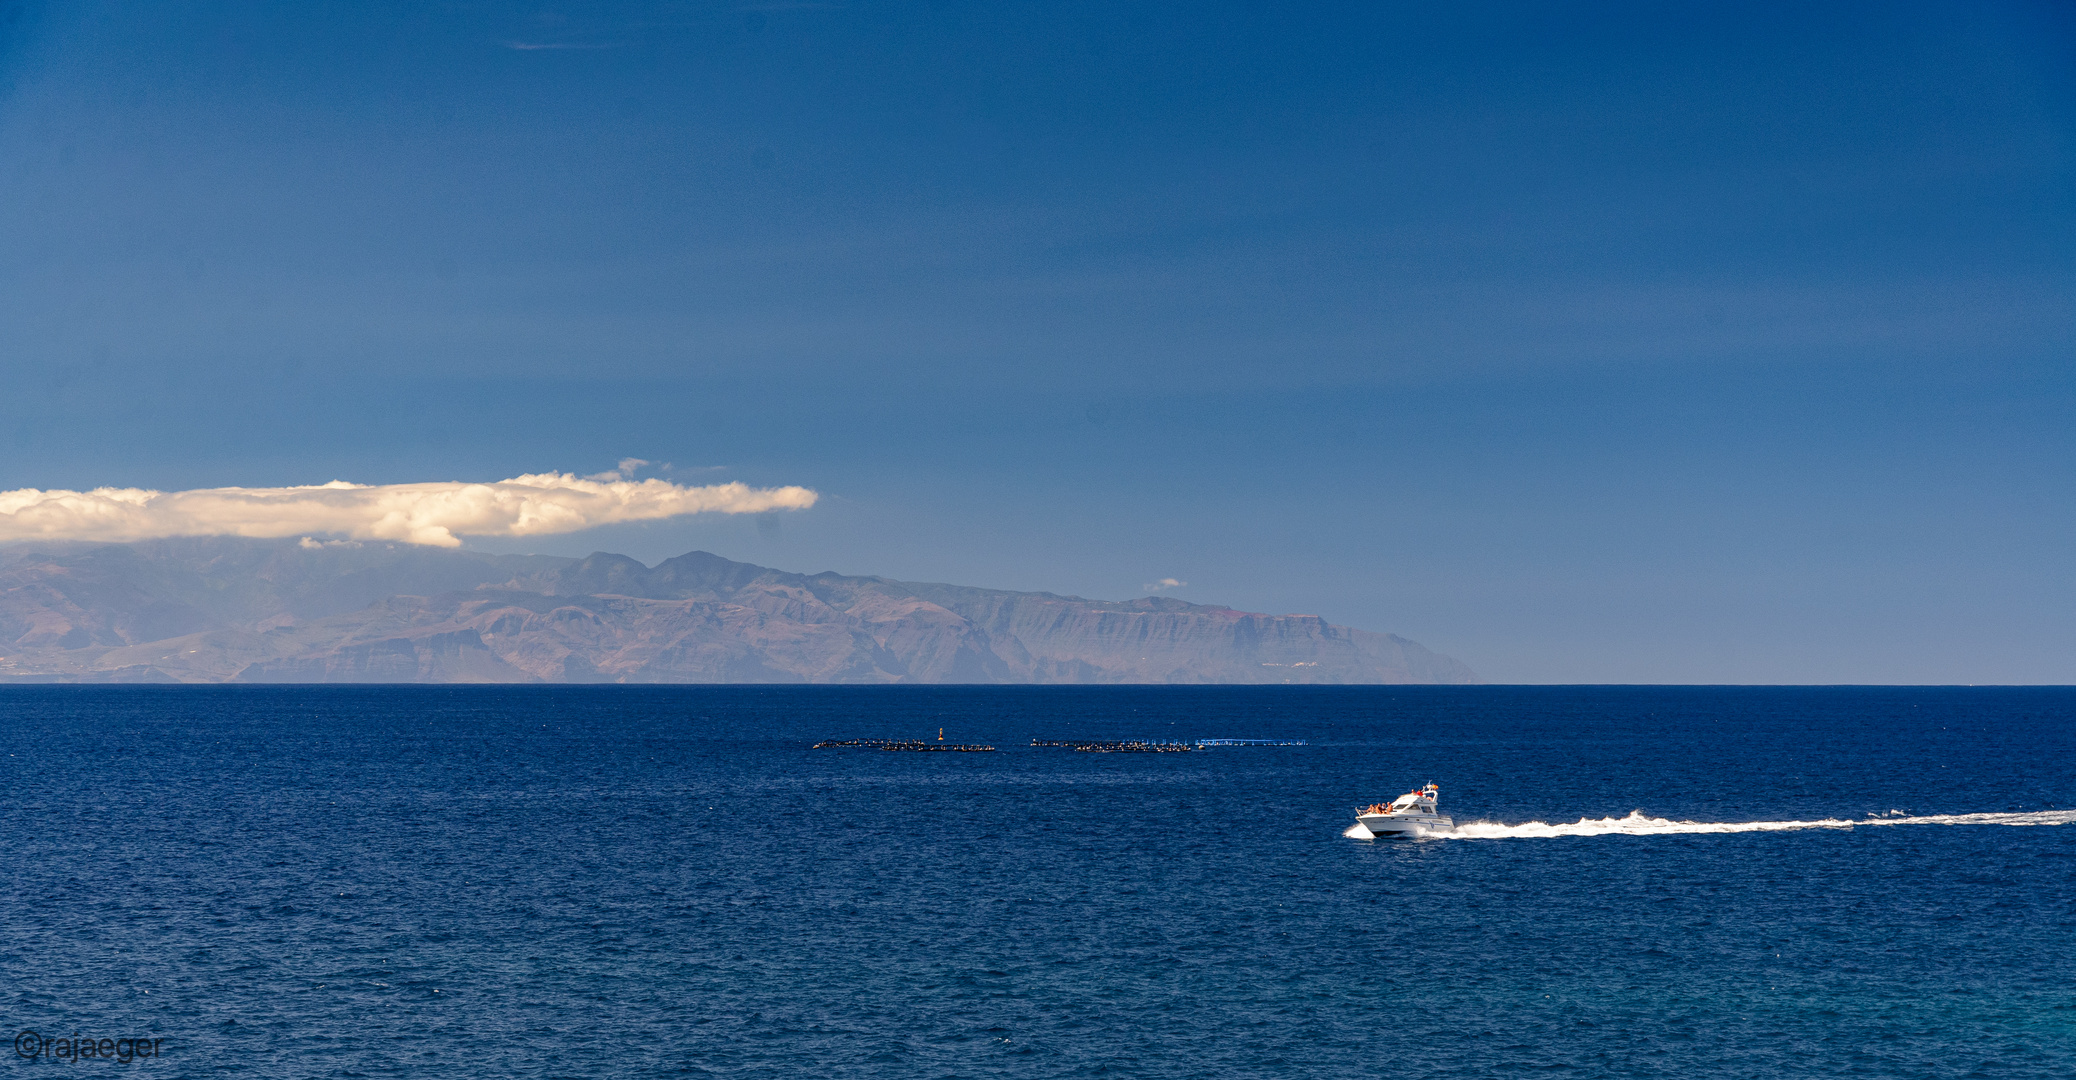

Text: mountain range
xmin=0 ymin=538 xmax=1475 ymax=684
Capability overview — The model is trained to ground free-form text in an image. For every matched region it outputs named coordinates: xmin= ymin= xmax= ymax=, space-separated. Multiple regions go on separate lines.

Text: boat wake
xmin=1437 ymin=808 xmax=2076 ymax=840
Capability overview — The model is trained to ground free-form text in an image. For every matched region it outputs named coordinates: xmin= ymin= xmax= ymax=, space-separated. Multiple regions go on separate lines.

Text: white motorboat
xmin=1355 ymin=783 xmax=1452 ymax=836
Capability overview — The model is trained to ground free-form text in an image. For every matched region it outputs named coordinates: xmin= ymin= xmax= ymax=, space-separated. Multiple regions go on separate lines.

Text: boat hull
xmin=1356 ymin=813 xmax=1453 ymax=836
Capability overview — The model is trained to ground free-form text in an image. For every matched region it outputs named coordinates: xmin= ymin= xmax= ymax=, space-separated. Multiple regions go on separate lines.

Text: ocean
xmin=1 ymin=685 xmax=2070 ymax=1078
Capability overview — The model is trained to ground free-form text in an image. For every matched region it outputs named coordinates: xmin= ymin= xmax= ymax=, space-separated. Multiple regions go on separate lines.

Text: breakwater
xmin=811 ymin=739 xmax=996 ymax=752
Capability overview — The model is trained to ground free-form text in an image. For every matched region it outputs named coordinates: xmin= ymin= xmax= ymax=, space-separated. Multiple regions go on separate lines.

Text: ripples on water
xmin=1 ymin=685 xmax=2070 ymax=1078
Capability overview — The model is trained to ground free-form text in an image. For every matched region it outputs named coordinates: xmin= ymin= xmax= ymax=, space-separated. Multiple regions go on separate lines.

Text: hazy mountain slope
xmin=0 ymin=538 xmax=567 ymax=639
xmin=0 ymin=539 xmax=1475 ymax=684
xmin=883 ymin=580 xmax=1473 ymax=684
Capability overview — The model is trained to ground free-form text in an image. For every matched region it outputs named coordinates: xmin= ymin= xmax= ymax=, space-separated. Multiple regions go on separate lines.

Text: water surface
xmin=1 ymin=685 xmax=2070 ymax=1077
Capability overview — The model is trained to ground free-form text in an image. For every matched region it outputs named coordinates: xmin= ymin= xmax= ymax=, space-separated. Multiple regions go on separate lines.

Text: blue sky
xmin=1 ymin=0 xmax=2071 ymax=682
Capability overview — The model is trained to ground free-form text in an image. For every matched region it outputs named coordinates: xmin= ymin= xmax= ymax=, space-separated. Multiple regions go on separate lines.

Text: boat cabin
xmin=1364 ymin=784 xmax=1439 ymax=817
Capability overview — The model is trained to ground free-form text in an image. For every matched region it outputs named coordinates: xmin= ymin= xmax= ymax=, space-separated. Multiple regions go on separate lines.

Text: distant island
xmin=0 ymin=538 xmax=1475 ymax=684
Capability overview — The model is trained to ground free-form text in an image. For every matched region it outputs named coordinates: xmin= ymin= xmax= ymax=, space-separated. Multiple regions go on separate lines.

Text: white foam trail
xmin=1343 ymin=822 xmax=1376 ymax=840
xmin=1438 ymin=808 xmax=2076 ymax=840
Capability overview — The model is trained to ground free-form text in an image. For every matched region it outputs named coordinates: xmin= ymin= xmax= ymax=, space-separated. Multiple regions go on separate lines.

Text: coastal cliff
xmin=0 ymin=539 xmax=1475 ymax=684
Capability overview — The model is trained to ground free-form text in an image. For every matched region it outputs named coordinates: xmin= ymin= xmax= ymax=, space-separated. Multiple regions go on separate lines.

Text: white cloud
xmin=1143 ymin=577 xmax=1187 ymax=593
xmin=585 ymin=458 xmax=657 ymax=482
xmin=0 ymin=472 xmax=818 ymax=548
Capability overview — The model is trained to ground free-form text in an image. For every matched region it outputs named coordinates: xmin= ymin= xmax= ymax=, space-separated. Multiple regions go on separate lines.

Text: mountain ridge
xmin=0 ymin=538 xmax=1475 ymax=684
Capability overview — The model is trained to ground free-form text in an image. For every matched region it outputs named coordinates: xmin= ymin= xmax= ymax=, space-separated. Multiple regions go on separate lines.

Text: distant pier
xmin=812 ymin=736 xmax=1304 ymax=753
xmin=812 ymin=739 xmax=996 ymax=752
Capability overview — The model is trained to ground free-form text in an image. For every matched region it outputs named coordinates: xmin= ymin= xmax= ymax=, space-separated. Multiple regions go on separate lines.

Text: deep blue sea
xmin=1 ymin=686 xmax=2071 ymax=1078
